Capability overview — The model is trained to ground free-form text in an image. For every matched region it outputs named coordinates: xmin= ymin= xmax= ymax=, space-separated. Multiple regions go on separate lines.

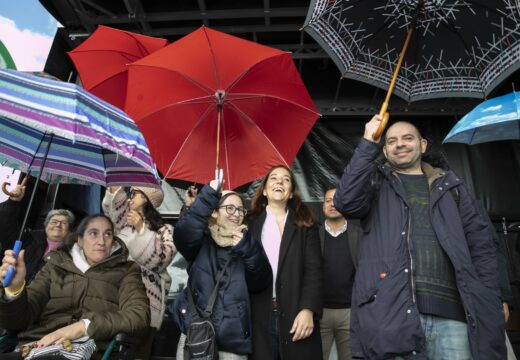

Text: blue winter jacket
xmin=172 ymin=186 xmax=272 ymax=355
xmin=333 ymin=138 xmax=505 ymax=360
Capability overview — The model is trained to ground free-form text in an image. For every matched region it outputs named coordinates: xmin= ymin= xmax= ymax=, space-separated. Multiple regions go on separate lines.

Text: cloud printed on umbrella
xmin=444 ymin=92 xmax=520 ymax=145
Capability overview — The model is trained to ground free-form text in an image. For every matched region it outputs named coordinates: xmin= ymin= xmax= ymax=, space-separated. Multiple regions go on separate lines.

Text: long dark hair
xmin=141 ymin=199 xmax=165 ymax=232
xmin=65 ymin=213 xmax=114 ymax=250
xmin=248 ymin=165 xmax=315 ymax=227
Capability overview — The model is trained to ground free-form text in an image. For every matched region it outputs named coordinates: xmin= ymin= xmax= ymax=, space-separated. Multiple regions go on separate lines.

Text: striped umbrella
xmin=0 ymin=68 xmax=159 ymax=189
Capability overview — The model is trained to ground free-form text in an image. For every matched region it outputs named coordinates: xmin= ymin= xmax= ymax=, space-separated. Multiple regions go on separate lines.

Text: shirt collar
xmin=324 ymin=219 xmax=347 ymax=237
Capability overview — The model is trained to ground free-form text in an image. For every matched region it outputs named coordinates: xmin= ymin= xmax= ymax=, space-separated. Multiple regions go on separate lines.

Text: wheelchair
xmin=0 ymin=330 xmax=135 ymax=359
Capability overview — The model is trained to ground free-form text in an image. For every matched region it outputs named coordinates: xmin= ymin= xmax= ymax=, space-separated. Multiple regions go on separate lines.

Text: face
xmin=212 ymin=194 xmax=245 ymax=227
xmin=128 ymin=190 xmax=147 ymax=212
xmin=77 ymin=217 xmax=114 ymax=265
xmin=383 ymin=122 xmax=427 ymax=172
xmin=262 ymin=167 xmax=293 ymax=205
xmin=323 ymin=189 xmax=343 ymax=221
xmin=45 ymin=215 xmax=71 ymax=243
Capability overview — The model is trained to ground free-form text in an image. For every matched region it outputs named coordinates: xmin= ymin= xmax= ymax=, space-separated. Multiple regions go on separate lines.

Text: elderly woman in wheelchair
xmin=0 ymin=214 xmax=150 ymax=359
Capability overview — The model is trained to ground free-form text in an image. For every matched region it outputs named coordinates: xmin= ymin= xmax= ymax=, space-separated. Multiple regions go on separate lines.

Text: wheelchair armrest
xmin=114 ymin=333 xmax=134 ymax=345
xmin=101 ymin=332 xmax=136 ymax=360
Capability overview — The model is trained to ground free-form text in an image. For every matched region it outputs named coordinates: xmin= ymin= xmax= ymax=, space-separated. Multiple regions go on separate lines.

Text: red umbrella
xmin=125 ymin=26 xmax=319 ymax=189
xmin=68 ymin=25 xmax=168 ymax=109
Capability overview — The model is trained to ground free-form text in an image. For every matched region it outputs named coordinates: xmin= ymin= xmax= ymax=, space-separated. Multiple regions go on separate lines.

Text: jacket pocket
xmin=357 ymin=288 xmax=378 ymax=307
xmin=353 ymin=260 xmax=424 ymax=358
xmin=463 ymin=278 xmax=505 ymax=360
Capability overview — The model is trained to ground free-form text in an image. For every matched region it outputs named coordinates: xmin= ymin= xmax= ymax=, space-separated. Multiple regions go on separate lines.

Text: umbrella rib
xmin=226 ymin=101 xmax=289 ymax=167
xmin=227 ymin=93 xmax=320 ymax=115
xmin=70 ymin=49 xmax=140 ymax=61
xmin=162 ymin=103 xmax=217 ymax=178
xmin=225 ymin=53 xmax=287 ymax=93
xmin=129 ymin=64 xmax=214 ymax=96
xmin=133 ymin=96 xmax=215 ymax=123
xmin=202 ymin=27 xmax=222 ymax=90
xmin=123 ymin=30 xmax=163 ymax=58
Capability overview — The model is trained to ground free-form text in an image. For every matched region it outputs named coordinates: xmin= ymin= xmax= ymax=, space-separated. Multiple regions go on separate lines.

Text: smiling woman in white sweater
xmin=103 ymin=186 xmax=176 ymax=359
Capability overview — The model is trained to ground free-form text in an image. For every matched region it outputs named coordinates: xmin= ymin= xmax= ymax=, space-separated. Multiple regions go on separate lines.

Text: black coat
xmin=248 ymin=210 xmax=323 ymax=360
xmin=334 ymin=138 xmax=505 ymax=360
xmin=172 ymin=186 xmax=272 ymax=355
xmin=0 ymin=199 xmax=48 ymax=283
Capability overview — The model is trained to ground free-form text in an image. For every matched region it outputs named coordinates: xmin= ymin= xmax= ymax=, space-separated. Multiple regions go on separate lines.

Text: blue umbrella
xmin=444 ymin=92 xmax=520 ymax=145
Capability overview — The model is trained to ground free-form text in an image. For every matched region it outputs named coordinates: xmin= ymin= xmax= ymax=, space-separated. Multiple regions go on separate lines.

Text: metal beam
xmin=146 ymin=24 xmax=302 ymax=37
xmin=80 ymin=0 xmax=115 ymax=17
xmin=123 ymin=0 xmax=150 ymax=32
xmin=314 ymin=99 xmax=476 ymax=116
xmin=264 ymin=0 xmax=270 ymax=27
xmin=197 ymin=0 xmax=209 ymax=26
xmin=86 ymin=7 xmax=308 ymax=24
xmin=69 ymin=0 xmax=95 ymax=32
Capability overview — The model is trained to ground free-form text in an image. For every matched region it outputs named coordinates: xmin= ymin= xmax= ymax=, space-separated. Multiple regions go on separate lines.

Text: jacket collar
xmin=382 ymin=160 xmax=445 ymax=188
xmin=47 ymin=238 xmax=129 ymax=274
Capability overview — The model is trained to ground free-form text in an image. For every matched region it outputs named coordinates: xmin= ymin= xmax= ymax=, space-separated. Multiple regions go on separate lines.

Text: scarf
xmin=209 ymin=222 xmax=247 ymax=247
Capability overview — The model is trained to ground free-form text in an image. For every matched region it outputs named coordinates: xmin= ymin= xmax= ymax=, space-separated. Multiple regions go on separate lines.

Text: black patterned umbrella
xmin=303 ymin=0 xmax=520 ymax=137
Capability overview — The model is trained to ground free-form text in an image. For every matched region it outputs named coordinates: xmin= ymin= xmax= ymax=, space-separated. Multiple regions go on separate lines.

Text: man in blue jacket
xmin=333 ymin=115 xmax=505 ymax=359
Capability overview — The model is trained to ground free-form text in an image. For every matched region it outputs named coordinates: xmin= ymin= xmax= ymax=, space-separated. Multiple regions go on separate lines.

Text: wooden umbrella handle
xmin=2 ymin=176 xmax=28 ymax=197
xmin=371 ymin=27 xmax=414 ymax=141
xmin=372 ymin=102 xmax=390 ymax=140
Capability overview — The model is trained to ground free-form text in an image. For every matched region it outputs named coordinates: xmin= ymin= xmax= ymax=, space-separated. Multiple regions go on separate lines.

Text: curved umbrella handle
xmin=372 ymin=103 xmax=390 ymax=140
xmin=2 ymin=176 xmax=28 ymax=197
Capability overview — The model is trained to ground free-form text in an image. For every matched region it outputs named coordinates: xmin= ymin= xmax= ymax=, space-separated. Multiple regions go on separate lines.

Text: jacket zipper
xmin=405 ymin=206 xmax=416 ymax=304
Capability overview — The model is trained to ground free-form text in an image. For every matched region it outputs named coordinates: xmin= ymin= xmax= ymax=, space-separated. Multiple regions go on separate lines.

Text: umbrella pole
xmin=17 ymin=132 xmax=54 ymax=240
xmin=216 ymin=104 xmax=221 ymax=172
xmin=372 ymin=26 xmax=414 ymax=140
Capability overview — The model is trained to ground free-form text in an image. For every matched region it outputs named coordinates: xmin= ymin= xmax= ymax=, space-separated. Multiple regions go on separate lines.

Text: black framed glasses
xmin=218 ymin=205 xmax=247 ymax=217
xmin=48 ymin=219 xmax=69 ymax=227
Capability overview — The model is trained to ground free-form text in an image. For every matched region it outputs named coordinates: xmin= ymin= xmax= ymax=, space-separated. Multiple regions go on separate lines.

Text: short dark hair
xmin=324 ymin=188 xmax=336 ymax=198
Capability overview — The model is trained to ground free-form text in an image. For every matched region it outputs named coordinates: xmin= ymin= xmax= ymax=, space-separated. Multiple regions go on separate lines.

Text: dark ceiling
xmin=40 ymin=0 xmax=518 ymax=118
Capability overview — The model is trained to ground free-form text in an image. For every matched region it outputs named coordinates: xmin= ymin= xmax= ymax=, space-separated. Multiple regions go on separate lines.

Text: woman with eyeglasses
xmin=172 ymin=179 xmax=272 ymax=360
xmin=247 ymin=165 xmax=322 ymax=360
xmin=0 ymin=184 xmax=75 ymax=284
xmin=102 ymin=186 xmax=176 ymax=358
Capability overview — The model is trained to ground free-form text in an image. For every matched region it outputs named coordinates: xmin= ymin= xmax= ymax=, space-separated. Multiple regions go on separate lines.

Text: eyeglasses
xmin=218 ymin=205 xmax=247 ymax=217
xmin=48 ymin=220 xmax=69 ymax=227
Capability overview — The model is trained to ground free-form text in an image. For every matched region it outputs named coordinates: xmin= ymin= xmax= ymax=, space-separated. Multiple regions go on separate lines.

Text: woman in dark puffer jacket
xmin=173 ymin=180 xmax=272 ymax=359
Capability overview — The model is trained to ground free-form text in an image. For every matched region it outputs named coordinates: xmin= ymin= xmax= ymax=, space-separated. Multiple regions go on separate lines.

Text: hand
xmin=363 ymin=114 xmax=384 ymax=143
xmin=231 ymin=229 xmax=245 ymax=246
xmin=0 ymin=249 xmax=26 ymax=292
xmin=9 ymin=185 xmax=25 ymax=202
xmin=185 ymin=186 xmax=198 ymax=206
xmin=209 ymin=179 xmax=220 ymax=192
xmin=503 ymin=302 xmax=510 ymax=324
xmin=108 ymin=186 xmax=121 ymax=194
xmin=290 ymin=309 xmax=314 ymax=342
xmin=126 ymin=210 xmax=144 ymax=231
xmin=36 ymin=321 xmax=86 ymax=347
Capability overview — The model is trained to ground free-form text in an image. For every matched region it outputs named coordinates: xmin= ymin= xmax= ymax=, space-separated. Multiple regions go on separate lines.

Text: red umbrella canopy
xmin=126 ymin=26 xmax=319 ymax=189
xmin=68 ymin=25 xmax=168 ymax=109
